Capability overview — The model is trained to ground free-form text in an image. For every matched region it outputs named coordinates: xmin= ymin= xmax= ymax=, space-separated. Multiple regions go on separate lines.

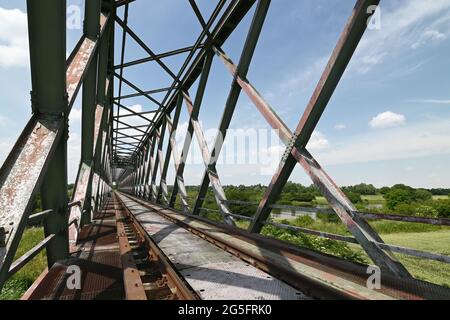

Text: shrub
xmin=345 ymin=191 xmax=362 ymax=204
xmin=414 ymin=189 xmax=433 ymax=202
xmin=415 ymin=205 xmax=438 ymax=218
xmin=261 ymin=225 xmax=367 ymax=264
xmin=293 ymin=192 xmax=315 ymax=202
xmin=433 ymin=199 xmax=450 ymax=218
xmin=385 ymin=188 xmax=414 ymax=209
xmin=293 ymin=215 xmax=315 ymax=227
xmin=393 ymin=203 xmax=416 ymax=215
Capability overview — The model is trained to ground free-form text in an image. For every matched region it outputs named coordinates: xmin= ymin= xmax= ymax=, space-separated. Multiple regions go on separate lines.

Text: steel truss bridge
xmin=0 ymin=0 xmax=449 ymax=300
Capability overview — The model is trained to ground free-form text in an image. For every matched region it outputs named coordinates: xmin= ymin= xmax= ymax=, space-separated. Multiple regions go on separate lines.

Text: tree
xmin=379 ymin=186 xmax=390 ymax=195
xmin=345 ymin=191 xmax=362 ymax=204
xmin=433 ymin=199 xmax=450 ymax=218
xmin=343 ymin=183 xmax=377 ymax=195
xmin=414 ymin=189 xmax=432 ymax=202
xmin=385 ymin=188 xmax=414 ymax=210
xmin=293 ymin=192 xmax=315 ymax=202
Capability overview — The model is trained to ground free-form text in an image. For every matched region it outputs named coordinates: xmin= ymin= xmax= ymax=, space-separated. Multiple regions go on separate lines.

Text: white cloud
xmin=0 ymin=8 xmax=29 ymax=68
xmin=412 ymin=29 xmax=447 ymax=49
xmin=405 ymin=99 xmax=450 ymax=105
xmin=307 ymin=131 xmax=329 ymax=151
xmin=352 ymin=0 xmax=450 ymax=74
xmin=369 ymin=111 xmax=406 ymax=129
xmin=334 ymin=124 xmax=346 ymax=130
xmin=315 ymin=118 xmax=450 ymax=166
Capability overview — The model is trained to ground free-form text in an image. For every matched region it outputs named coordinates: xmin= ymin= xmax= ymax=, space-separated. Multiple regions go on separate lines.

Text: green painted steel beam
xmin=27 ymin=0 xmax=69 ymax=267
xmin=192 ymin=0 xmax=271 ymax=216
xmin=80 ymin=0 xmax=101 ymax=226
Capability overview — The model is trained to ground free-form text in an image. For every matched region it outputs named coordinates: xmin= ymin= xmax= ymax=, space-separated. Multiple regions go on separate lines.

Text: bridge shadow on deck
xmin=24 ymin=199 xmax=125 ymax=300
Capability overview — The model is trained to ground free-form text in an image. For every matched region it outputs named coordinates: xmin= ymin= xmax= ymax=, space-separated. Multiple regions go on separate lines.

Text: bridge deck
xmin=117 ymin=193 xmax=405 ymax=300
xmin=22 ymin=200 xmax=125 ymax=300
xmin=116 ymin=193 xmax=307 ymax=300
xmin=22 ymin=193 xmax=450 ymax=300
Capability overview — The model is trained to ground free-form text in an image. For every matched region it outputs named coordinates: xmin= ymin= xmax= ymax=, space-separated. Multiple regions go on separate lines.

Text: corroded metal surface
xmin=0 ymin=116 xmax=63 ymax=285
xmin=67 ymin=14 xmax=108 ymax=109
xmin=24 ymin=200 xmax=124 ymax=300
xmin=117 ymin=193 xmax=308 ymax=300
xmin=25 ymin=252 xmax=123 ymax=300
xmin=120 ymin=193 xmax=450 ymax=300
xmin=68 ymin=163 xmax=91 ymax=244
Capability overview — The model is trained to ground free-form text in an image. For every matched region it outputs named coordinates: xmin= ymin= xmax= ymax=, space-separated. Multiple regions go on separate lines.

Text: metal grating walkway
xmin=117 ymin=193 xmax=308 ymax=300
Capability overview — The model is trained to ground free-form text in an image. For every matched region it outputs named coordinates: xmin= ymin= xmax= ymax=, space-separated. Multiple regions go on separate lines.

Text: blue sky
xmin=1 ymin=0 xmax=450 ymax=188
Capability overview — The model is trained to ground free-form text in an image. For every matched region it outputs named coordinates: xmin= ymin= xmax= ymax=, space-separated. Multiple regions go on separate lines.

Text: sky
xmin=1 ymin=0 xmax=450 ymax=189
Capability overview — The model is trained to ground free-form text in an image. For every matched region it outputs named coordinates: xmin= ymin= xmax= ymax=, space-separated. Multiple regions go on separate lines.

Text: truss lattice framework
xmin=112 ymin=0 xmax=411 ymax=278
xmin=0 ymin=0 xmax=420 ymax=292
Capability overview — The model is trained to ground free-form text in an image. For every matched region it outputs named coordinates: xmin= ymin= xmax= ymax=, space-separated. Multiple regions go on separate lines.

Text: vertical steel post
xmin=157 ymin=94 xmax=183 ymax=204
xmin=81 ymin=0 xmax=101 ymax=226
xmin=27 ymin=0 xmax=68 ymax=266
xmin=192 ymin=0 xmax=271 ymax=215
xmin=93 ymin=15 xmax=111 ymax=212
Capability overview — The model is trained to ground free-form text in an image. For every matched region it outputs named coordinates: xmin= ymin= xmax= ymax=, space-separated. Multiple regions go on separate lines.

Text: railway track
xmin=115 ymin=191 xmax=450 ymax=300
xmin=113 ymin=193 xmax=198 ymax=300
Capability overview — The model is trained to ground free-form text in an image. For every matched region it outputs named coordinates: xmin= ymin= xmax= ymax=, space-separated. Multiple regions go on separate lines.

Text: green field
xmin=432 ymin=195 xmax=449 ymax=200
xmin=0 ymin=228 xmax=47 ymax=300
xmin=362 ymin=194 xmax=386 ymax=203
xmin=316 ymin=194 xmax=386 ymax=205
xmin=353 ymin=230 xmax=450 ymax=287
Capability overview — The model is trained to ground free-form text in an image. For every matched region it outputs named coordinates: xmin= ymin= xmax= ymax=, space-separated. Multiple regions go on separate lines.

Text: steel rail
xmin=115 ymin=193 xmax=198 ymax=300
xmin=118 ymin=192 xmax=450 ymax=300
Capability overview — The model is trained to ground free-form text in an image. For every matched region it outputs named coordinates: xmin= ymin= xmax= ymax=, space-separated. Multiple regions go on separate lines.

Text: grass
xmin=0 ymin=227 xmax=47 ymax=300
xmin=273 ymin=215 xmax=450 ymax=287
xmin=352 ymin=230 xmax=450 ymax=287
xmin=362 ymin=194 xmax=386 ymax=204
xmin=315 ymin=196 xmax=328 ymax=205
xmin=317 ymin=195 xmax=387 ymax=205
xmin=432 ymin=195 xmax=449 ymax=200
xmin=274 ymin=215 xmax=446 ymax=236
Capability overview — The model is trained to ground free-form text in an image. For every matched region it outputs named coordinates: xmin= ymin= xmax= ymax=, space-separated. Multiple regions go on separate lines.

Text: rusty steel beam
xmin=157 ymin=95 xmax=183 ymax=204
xmin=68 ymin=43 xmax=112 ymax=243
xmin=168 ymin=52 xmax=217 ymax=212
xmin=166 ymin=94 xmax=191 ymax=213
xmin=143 ymin=138 xmax=155 ymax=199
xmin=68 ymin=98 xmax=109 ymax=245
xmin=115 ymin=1 xmax=129 ymax=167
xmin=213 ymin=0 xmax=411 ymax=278
xmin=149 ymin=123 xmax=167 ymax=201
xmin=182 ymin=90 xmax=235 ymax=226
xmin=0 ymin=6 xmax=110 ymax=289
xmin=80 ymin=0 xmax=102 ymax=228
xmin=192 ymin=0 xmax=272 ymax=216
